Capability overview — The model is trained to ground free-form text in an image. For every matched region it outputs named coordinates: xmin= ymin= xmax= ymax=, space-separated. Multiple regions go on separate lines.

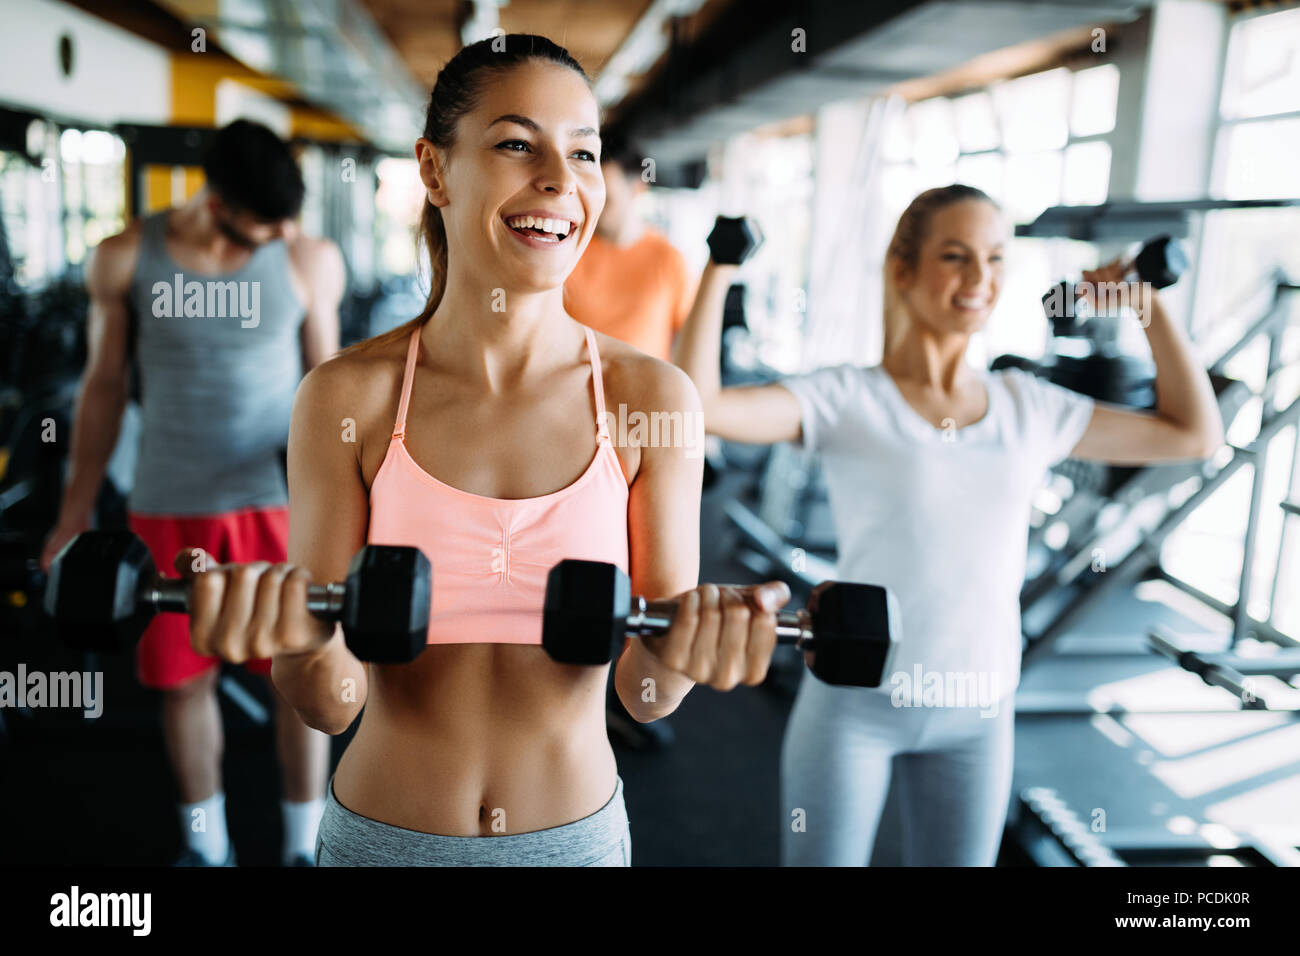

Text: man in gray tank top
xmin=42 ymin=119 xmax=343 ymax=866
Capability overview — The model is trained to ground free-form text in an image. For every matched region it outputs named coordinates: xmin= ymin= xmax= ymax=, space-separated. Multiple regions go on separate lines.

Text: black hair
xmin=599 ymin=126 xmax=645 ymax=179
xmin=200 ymin=119 xmax=305 ymax=221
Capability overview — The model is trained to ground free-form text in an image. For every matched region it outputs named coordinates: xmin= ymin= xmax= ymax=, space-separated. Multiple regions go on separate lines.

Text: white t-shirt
xmin=780 ymin=365 xmax=1094 ymax=703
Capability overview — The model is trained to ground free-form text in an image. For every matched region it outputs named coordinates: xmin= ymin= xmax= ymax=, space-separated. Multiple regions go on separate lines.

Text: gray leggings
xmin=316 ymin=775 xmax=631 ymax=866
xmin=780 ymin=673 xmax=1015 ymax=866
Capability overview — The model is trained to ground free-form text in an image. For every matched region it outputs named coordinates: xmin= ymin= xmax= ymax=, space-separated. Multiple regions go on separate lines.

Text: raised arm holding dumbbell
xmin=1062 ymin=241 xmax=1223 ymax=463
xmin=1041 ymin=234 xmax=1188 ymax=334
xmin=671 ymin=216 xmax=766 ymax=430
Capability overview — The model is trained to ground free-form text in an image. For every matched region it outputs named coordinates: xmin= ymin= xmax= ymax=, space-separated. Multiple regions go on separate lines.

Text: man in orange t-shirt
xmin=565 ymin=138 xmax=696 ymax=362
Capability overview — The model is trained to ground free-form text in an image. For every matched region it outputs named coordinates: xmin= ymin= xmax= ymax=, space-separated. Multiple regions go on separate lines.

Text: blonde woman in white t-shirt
xmin=674 ymin=184 xmax=1223 ymax=866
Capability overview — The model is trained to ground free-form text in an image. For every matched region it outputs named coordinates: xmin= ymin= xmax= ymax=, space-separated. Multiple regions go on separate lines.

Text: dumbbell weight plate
xmin=1133 ymin=235 xmax=1188 ymax=289
xmin=542 ymin=559 xmax=630 ymax=666
xmin=707 ymin=217 xmax=763 ymax=266
xmin=341 ymin=546 xmax=433 ymax=663
xmin=43 ymin=529 xmax=155 ymax=651
xmin=806 ymin=582 xmax=899 ymax=688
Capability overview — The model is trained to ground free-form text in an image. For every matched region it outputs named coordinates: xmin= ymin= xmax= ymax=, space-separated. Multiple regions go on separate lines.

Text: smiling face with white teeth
xmin=416 ymin=59 xmax=603 ymax=298
xmin=892 ymin=199 xmax=1006 ymax=338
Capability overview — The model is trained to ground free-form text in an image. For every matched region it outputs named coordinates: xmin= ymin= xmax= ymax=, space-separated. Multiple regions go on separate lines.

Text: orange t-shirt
xmin=564 ymin=230 xmax=697 ymax=361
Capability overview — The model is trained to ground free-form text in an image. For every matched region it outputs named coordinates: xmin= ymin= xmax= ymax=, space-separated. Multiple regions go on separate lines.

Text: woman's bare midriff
xmin=331 ymin=642 xmax=618 ymax=836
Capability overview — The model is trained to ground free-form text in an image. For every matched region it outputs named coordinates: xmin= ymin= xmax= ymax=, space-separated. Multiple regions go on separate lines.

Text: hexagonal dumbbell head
xmin=1041 ymin=279 xmax=1083 ymax=335
xmin=1133 ymin=235 xmax=1188 ymax=289
xmin=707 ymin=216 xmax=764 ymax=266
xmin=543 ymin=560 xmax=631 ymax=666
xmin=43 ymin=530 xmax=156 ymax=651
xmin=341 ymin=545 xmax=432 ymax=663
xmin=806 ymin=582 xmax=899 ymax=688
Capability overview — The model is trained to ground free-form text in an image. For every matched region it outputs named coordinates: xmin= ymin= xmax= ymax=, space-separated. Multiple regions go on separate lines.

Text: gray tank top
xmin=126 ymin=211 xmax=306 ymax=515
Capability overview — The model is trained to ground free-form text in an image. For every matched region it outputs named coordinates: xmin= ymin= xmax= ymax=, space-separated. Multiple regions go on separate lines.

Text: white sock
xmin=282 ymin=797 xmax=325 ymax=864
xmin=179 ymin=792 xmax=230 ymax=865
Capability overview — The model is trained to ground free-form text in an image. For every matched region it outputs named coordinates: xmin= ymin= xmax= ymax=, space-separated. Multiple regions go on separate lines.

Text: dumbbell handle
xmin=141 ymin=577 xmax=347 ymax=620
xmin=1148 ymin=631 xmax=1265 ymax=709
xmin=629 ymin=598 xmax=814 ymax=646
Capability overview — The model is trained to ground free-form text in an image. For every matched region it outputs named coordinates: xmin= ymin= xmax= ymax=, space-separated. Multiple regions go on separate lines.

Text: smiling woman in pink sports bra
xmin=180 ymin=34 xmax=790 ymax=866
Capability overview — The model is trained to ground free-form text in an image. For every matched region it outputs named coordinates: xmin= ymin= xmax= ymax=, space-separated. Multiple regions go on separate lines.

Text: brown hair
xmin=348 ymin=34 xmax=592 ymax=356
xmin=881 ymin=184 xmax=998 ymax=357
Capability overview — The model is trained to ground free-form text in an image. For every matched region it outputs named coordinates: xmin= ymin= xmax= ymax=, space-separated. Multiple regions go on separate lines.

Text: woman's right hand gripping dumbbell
xmin=172 ymin=548 xmax=336 ymax=663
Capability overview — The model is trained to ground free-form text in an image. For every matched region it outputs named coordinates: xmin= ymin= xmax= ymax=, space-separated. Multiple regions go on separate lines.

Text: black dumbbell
xmin=1042 ymin=234 xmax=1189 ymax=331
xmin=542 ymin=560 xmax=897 ymax=687
xmin=43 ymin=530 xmax=431 ymax=664
xmin=707 ymin=216 xmax=763 ymax=266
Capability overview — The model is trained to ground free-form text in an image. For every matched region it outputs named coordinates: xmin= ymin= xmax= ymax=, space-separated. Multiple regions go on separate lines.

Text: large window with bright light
xmin=1215 ymin=5 xmax=1300 ymax=202
xmin=58 ymin=128 xmax=127 ymax=271
xmin=881 ymin=65 xmax=1117 ymax=230
xmin=374 ymin=157 xmax=424 ymax=280
xmin=0 ymin=121 xmax=125 ymax=287
xmin=648 ymin=131 xmax=814 ymax=375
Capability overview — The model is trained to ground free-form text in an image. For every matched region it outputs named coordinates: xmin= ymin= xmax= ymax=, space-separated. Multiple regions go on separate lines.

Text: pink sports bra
xmin=366 ymin=325 xmax=630 ymax=645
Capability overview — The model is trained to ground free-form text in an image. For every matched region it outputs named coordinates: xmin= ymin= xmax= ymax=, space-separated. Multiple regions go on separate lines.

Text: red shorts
xmin=128 ymin=507 xmax=289 ymax=689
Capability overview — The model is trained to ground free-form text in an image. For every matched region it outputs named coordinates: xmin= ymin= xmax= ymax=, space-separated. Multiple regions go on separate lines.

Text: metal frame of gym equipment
xmin=1019 ymin=271 xmax=1300 ymax=687
xmin=1016 ymin=198 xmax=1300 ymax=242
xmin=1013 ymin=274 xmax=1300 ymax=866
xmin=724 ymin=489 xmax=836 ymax=594
xmin=1144 ymin=489 xmax=1300 ymax=713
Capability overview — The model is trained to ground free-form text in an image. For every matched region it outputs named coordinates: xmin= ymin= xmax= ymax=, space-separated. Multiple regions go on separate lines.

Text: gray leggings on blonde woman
xmin=780 ymin=672 xmax=1015 ymax=866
